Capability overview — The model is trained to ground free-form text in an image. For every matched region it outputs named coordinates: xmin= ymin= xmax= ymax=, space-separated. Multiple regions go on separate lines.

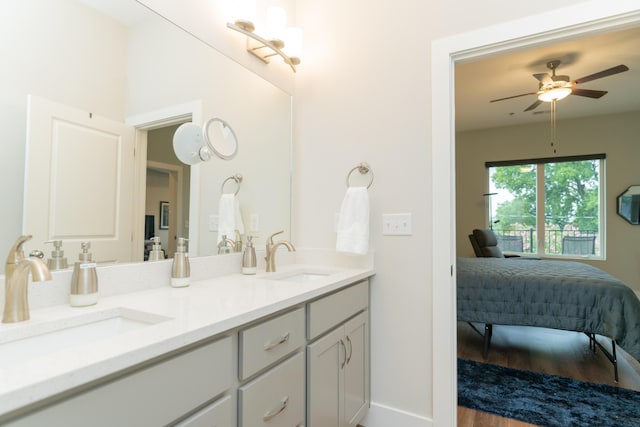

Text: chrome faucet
xmin=265 ymin=230 xmax=295 ymax=272
xmin=3 ymin=235 xmax=52 ymax=323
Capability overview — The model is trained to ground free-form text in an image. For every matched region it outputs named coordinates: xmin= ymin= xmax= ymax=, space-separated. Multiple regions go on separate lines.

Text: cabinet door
xmin=343 ymin=311 xmax=369 ymax=427
xmin=306 ymin=326 xmax=345 ymax=427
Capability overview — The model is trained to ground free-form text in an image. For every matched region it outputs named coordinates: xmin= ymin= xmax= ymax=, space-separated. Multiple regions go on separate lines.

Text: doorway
xmin=145 ymin=125 xmax=189 ymax=259
xmin=431 ymin=6 xmax=640 ymax=426
xmin=128 ymin=100 xmax=202 ymax=261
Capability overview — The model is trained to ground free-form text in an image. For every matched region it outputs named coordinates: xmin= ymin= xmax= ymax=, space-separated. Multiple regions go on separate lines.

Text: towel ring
xmin=346 ymin=162 xmax=374 ymax=189
xmin=221 ymin=173 xmax=243 ymax=195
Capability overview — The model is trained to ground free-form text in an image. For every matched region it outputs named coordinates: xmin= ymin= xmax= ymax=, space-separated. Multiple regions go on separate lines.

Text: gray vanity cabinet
xmin=1 ymin=278 xmax=370 ymax=427
xmin=306 ymin=281 xmax=370 ymax=427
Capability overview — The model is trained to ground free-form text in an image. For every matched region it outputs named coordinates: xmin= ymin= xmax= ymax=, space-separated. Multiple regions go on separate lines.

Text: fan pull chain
xmin=550 ymin=100 xmax=557 ymax=154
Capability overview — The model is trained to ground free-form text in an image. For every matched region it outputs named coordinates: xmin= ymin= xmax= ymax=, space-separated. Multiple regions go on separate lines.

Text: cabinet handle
xmin=346 ymin=335 xmax=353 ymax=365
xmin=263 ymin=332 xmax=290 ymax=351
xmin=340 ymin=339 xmax=347 ymax=369
xmin=263 ymin=396 xmax=289 ymax=421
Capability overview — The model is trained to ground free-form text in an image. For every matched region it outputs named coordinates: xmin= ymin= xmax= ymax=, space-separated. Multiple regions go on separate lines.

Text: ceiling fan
xmin=490 ymin=60 xmax=629 ymax=112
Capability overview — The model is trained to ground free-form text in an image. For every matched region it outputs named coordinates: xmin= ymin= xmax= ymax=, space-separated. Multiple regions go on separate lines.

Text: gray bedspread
xmin=457 ymin=257 xmax=640 ymax=361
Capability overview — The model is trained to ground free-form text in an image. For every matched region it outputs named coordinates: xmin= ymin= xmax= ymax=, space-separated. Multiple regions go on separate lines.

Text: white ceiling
xmin=455 ymin=26 xmax=640 ymax=132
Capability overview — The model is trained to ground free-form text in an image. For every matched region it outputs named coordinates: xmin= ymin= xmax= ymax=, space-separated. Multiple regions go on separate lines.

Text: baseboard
xmin=360 ymin=401 xmax=433 ymax=427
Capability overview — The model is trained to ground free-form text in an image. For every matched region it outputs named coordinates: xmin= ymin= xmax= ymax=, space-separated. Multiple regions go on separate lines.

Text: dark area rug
xmin=458 ymin=358 xmax=640 ymax=426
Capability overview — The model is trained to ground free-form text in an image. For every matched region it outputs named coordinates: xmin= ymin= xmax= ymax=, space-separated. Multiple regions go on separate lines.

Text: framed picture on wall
xmin=160 ymin=201 xmax=169 ymax=229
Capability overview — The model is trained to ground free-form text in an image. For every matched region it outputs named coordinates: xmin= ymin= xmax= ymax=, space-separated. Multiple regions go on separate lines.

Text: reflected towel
xmin=336 ymin=186 xmax=369 ymax=255
xmin=217 ymin=194 xmax=245 ymax=243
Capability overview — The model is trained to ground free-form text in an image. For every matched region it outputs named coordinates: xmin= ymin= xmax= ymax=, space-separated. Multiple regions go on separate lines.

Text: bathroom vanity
xmin=0 ymin=251 xmax=373 ymax=426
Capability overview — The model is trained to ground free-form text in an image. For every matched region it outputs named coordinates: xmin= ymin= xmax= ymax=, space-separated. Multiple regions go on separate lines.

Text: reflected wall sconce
xmin=226 ymin=3 xmax=302 ymax=72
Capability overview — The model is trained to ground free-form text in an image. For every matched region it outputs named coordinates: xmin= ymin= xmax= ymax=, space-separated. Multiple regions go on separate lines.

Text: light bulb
xmin=284 ymin=27 xmax=303 ymax=58
xmin=538 ymin=87 xmax=572 ymax=102
xmin=229 ymin=0 xmax=256 ymax=31
xmin=266 ymin=6 xmax=286 ymax=42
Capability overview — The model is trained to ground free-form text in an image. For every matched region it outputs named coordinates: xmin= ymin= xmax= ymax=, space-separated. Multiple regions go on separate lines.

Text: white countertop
xmin=0 ymin=251 xmax=374 ymax=417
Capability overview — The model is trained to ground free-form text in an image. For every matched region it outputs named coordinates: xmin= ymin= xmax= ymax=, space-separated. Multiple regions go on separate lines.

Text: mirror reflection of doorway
xmin=144 ymin=124 xmax=190 ymax=259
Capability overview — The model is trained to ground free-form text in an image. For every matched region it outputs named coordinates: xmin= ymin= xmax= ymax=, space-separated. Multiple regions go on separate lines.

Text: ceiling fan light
xmin=538 ymin=87 xmax=572 ymax=102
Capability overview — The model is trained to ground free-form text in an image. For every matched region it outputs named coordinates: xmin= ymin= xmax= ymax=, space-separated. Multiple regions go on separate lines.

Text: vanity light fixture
xmin=227 ymin=6 xmax=302 ymax=72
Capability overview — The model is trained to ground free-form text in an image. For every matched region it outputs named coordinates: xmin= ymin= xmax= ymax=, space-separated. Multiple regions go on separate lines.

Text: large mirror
xmin=0 ymin=0 xmax=292 ymax=273
xmin=617 ymin=186 xmax=640 ymax=225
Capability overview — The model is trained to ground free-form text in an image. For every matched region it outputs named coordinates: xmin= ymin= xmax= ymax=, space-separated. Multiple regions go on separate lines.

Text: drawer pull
xmin=263 ymin=396 xmax=289 ymax=421
xmin=263 ymin=332 xmax=290 ymax=351
xmin=346 ymin=335 xmax=353 ymax=365
xmin=340 ymin=339 xmax=347 ymax=369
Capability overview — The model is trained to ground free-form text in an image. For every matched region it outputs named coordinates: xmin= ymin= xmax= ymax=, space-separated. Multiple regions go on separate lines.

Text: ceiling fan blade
xmin=489 ymin=92 xmax=537 ymax=103
xmin=524 ymin=99 xmax=542 ymax=112
xmin=533 ymin=73 xmax=553 ymax=85
xmin=571 ymin=88 xmax=608 ymax=99
xmin=572 ymin=64 xmax=629 ymax=85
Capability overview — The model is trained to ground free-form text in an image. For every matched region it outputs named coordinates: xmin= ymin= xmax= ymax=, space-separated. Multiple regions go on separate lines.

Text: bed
xmin=457 ymin=257 xmax=640 ymax=380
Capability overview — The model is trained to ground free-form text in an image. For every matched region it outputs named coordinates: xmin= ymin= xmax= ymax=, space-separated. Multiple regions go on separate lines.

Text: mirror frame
xmin=616 ymin=185 xmax=640 ymax=225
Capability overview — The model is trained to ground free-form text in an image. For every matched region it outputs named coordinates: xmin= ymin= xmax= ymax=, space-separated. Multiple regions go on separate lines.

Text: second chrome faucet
xmin=265 ymin=230 xmax=295 ymax=272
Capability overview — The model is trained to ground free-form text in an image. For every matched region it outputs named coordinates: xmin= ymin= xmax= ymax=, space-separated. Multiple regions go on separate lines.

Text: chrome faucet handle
xmin=29 ymin=250 xmax=45 ymax=259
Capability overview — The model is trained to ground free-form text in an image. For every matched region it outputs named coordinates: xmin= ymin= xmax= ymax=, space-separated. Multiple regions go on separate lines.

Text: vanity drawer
xmin=6 ymin=336 xmax=233 ymax=427
xmin=239 ymin=307 xmax=305 ymax=380
xmin=238 ymin=352 xmax=305 ymax=427
xmin=307 ymin=280 xmax=369 ymax=340
xmin=175 ymin=395 xmax=232 ymax=427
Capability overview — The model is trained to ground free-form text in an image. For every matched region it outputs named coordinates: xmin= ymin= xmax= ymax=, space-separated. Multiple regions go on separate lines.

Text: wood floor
xmin=457 ymin=321 xmax=640 ymax=426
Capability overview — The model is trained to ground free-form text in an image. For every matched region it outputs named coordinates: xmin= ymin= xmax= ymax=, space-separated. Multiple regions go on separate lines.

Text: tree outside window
xmin=488 ymin=156 xmax=602 ymax=257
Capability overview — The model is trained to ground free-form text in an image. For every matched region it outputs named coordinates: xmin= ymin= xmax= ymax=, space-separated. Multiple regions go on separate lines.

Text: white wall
xmin=0 ymin=0 xmax=127 ymax=264
xmin=292 ymin=0 xmax=593 ymax=425
xmin=456 ymin=111 xmax=640 ymax=290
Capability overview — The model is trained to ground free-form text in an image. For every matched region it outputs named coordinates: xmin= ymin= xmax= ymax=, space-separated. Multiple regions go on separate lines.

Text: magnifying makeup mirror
xmin=173 ymin=118 xmax=238 ymax=164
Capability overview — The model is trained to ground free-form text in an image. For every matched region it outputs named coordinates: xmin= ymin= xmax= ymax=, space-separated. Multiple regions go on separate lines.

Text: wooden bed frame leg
xmin=482 ymin=324 xmax=493 ymax=360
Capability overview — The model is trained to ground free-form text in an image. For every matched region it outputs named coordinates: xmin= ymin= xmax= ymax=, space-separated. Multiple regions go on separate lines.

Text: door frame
xmin=127 ymin=100 xmax=203 ymax=260
xmin=431 ymin=3 xmax=640 ymax=425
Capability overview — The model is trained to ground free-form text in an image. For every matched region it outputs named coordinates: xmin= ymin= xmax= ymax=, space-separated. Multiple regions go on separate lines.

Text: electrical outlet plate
xmin=382 ymin=213 xmax=412 ymax=235
xmin=250 ymin=213 xmax=259 ymax=232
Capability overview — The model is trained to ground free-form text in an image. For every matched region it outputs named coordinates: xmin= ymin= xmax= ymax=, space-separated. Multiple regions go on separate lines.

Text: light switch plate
xmin=209 ymin=214 xmax=219 ymax=232
xmin=383 ymin=213 xmax=412 ymax=235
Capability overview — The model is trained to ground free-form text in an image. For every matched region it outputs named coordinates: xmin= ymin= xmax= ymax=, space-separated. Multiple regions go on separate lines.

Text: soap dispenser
xmin=45 ymin=240 xmax=68 ymax=270
xmin=70 ymin=242 xmax=98 ymax=307
xmin=242 ymin=236 xmax=257 ymax=275
xmin=171 ymin=237 xmax=190 ymax=287
xmin=148 ymin=237 xmax=165 ymax=261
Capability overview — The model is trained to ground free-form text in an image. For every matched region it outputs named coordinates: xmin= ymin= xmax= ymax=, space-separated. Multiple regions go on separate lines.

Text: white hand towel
xmin=217 ymin=194 xmax=245 ymax=243
xmin=336 ymin=186 xmax=370 ymax=255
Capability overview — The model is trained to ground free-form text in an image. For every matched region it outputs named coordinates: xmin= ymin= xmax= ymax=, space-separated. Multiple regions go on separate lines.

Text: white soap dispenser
xmin=70 ymin=242 xmax=98 ymax=307
xmin=171 ymin=237 xmax=190 ymax=287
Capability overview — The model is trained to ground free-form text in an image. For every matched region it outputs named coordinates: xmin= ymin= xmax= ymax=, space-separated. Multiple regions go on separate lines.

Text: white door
xmin=24 ymin=95 xmax=135 ymax=264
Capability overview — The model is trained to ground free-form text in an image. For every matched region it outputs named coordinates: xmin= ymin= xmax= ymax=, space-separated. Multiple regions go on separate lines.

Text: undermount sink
xmin=268 ymin=269 xmax=336 ymax=283
xmin=0 ymin=307 xmax=171 ymax=365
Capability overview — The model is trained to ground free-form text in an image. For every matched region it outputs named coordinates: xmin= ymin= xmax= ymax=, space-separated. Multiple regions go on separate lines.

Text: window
xmin=487 ymin=154 xmax=604 ymax=258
